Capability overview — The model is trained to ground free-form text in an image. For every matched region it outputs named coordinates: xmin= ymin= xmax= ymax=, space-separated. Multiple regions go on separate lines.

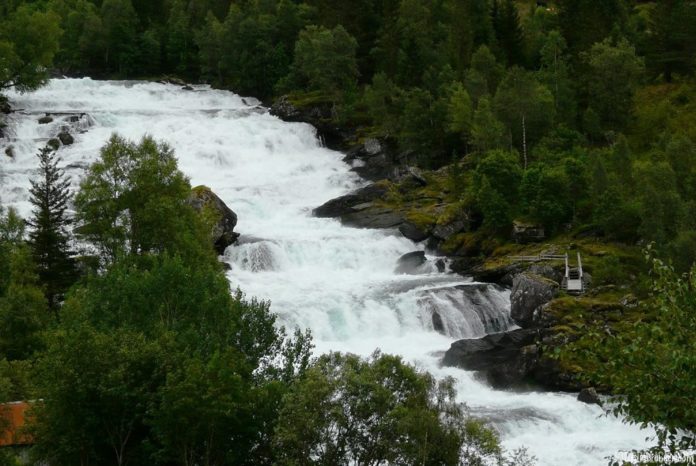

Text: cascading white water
xmin=0 ymin=79 xmax=651 ymax=465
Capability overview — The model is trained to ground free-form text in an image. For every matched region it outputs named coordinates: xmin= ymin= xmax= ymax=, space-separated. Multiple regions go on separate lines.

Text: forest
xmin=1 ymin=0 xmax=696 ymax=464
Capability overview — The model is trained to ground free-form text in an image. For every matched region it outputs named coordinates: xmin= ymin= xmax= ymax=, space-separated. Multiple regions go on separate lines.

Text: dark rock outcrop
xmin=159 ymin=76 xmax=186 ymax=86
xmin=577 ymin=387 xmax=602 ymax=406
xmin=442 ymin=328 xmax=585 ymax=390
xmin=0 ymin=97 xmax=10 ymax=114
xmin=395 ymin=251 xmax=426 ymax=274
xmin=188 ymin=186 xmax=239 ymax=254
xmin=38 ymin=115 xmax=54 ymax=125
xmin=4 ymin=146 xmax=14 ymax=159
xmin=270 ymin=96 xmax=351 ymax=151
xmin=442 ymin=329 xmax=539 ymax=388
xmin=341 ymin=207 xmax=404 ymax=229
xmin=432 ymin=218 xmax=470 ymax=242
xmin=527 ymin=264 xmax=564 ymax=285
xmin=393 ymin=166 xmax=428 ymax=188
xmin=510 ymin=273 xmax=559 ymax=328
xmin=314 ymin=184 xmax=388 ymax=218
xmin=399 ymin=221 xmax=430 ymax=242
xmin=432 ymin=312 xmax=445 ymax=333
xmin=453 ymin=261 xmax=526 ymax=287
xmin=343 ymin=138 xmax=399 ymax=181
xmin=270 ymin=96 xmax=303 ymax=121
xmin=529 ymin=354 xmax=585 ymax=391
xmin=314 ymin=183 xmax=404 ymax=229
xmin=58 ymin=131 xmax=74 ymax=146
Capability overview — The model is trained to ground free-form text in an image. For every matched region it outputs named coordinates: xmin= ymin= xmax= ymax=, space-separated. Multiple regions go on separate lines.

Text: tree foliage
xmin=28 ymin=147 xmax=76 ymax=312
xmin=286 ymin=25 xmax=358 ymax=95
xmin=74 ymin=134 xmax=209 ymax=264
xmin=0 ymin=5 xmax=62 ymax=92
xmin=274 ymin=352 xmax=509 ymax=466
xmin=572 ymin=251 xmax=696 ymax=455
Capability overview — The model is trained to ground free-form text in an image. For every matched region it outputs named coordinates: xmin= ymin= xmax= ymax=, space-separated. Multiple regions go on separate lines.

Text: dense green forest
xmin=1 ymin=0 xmax=696 ymax=464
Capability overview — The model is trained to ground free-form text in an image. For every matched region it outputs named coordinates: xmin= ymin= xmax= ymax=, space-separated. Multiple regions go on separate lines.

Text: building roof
xmin=0 ymin=402 xmax=33 ymax=447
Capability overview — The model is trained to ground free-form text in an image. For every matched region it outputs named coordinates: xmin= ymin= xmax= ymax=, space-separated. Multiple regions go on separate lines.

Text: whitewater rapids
xmin=0 ymin=79 xmax=651 ymax=465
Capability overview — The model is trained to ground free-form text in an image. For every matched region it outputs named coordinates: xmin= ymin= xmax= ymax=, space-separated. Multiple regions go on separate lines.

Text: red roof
xmin=0 ymin=402 xmax=33 ymax=447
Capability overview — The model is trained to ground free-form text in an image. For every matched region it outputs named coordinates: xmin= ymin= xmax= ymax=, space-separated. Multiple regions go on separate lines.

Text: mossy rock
xmin=188 ymin=186 xmax=239 ymax=254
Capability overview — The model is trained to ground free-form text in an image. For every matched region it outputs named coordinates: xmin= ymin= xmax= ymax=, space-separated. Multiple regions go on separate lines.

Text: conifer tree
xmin=491 ymin=0 xmax=524 ymax=65
xmin=28 ymin=147 xmax=76 ymax=314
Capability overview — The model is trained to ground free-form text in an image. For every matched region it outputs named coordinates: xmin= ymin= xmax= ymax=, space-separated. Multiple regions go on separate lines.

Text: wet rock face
xmin=188 ymin=186 xmax=239 ymax=254
xmin=270 ymin=95 xmax=302 ymax=121
xmin=431 ymin=218 xmax=470 ymax=242
xmin=577 ymin=387 xmax=602 ymax=406
xmin=58 ymin=131 xmax=74 ymax=146
xmin=270 ymin=96 xmax=350 ymax=151
xmin=313 ymin=184 xmax=405 ymax=229
xmin=0 ymin=97 xmax=11 ymax=114
xmin=442 ymin=329 xmax=540 ymax=388
xmin=343 ymin=138 xmax=398 ymax=181
xmin=398 ymin=221 xmax=430 ymax=242
xmin=510 ymin=273 xmax=559 ymax=328
xmin=394 ymin=251 xmax=427 ymax=274
xmin=442 ymin=328 xmax=587 ymax=391
xmin=38 ymin=115 xmax=54 ymax=125
xmin=432 ymin=311 xmax=445 ymax=333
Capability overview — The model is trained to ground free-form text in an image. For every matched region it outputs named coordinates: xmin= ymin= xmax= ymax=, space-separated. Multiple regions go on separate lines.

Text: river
xmin=0 ymin=79 xmax=650 ymax=465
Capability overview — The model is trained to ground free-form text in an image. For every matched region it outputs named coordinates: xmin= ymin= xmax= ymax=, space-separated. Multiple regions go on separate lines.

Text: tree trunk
xmin=522 ymin=113 xmax=528 ymax=169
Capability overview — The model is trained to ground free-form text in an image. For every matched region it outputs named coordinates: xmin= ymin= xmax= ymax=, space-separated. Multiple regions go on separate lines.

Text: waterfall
xmin=0 ymin=79 xmax=651 ymax=465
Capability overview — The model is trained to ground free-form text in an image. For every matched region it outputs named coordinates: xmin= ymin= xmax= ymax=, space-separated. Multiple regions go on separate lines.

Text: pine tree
xmin=491 ymin=0 xmax=524 ymax=65
xmin=28 ymin=147 xmax=76 ymax=314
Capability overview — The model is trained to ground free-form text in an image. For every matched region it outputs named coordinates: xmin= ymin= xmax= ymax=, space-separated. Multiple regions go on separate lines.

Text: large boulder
xmin=0 ymin=96 xmax=11 ymax=114
xmin=313 ymin=183 xmax=388 ymax=218
xmin=341 ymin=207 xmax=404 ymax=229
xmin=188 ymin=186 xmax=239 ymax=254
xmin=343 ymin=138 xmax=398 ymax=181
xmin=577 ymin=387 xmax=602 ymax=406
xmin=399 ymin=221 xmax=431 ymax=242
xmin=58 ymin=131 xmax=74 ymax=146
xmin=431 ymin=218 xmax=470 ymax=242
xmin=394 ymin=251 xmax=426 ymax=274
xmin=442 ymin=329 xmax=540 ymax=388
xmin=510 ymin=273 xmax=559 ymax=328
xmin=530 ymin=353 xmax=585 ymax=391
xmin=270 ymin=95 xmax=350 ymax=151
xmin=314 ymin=183 xmax=404 ymax=229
